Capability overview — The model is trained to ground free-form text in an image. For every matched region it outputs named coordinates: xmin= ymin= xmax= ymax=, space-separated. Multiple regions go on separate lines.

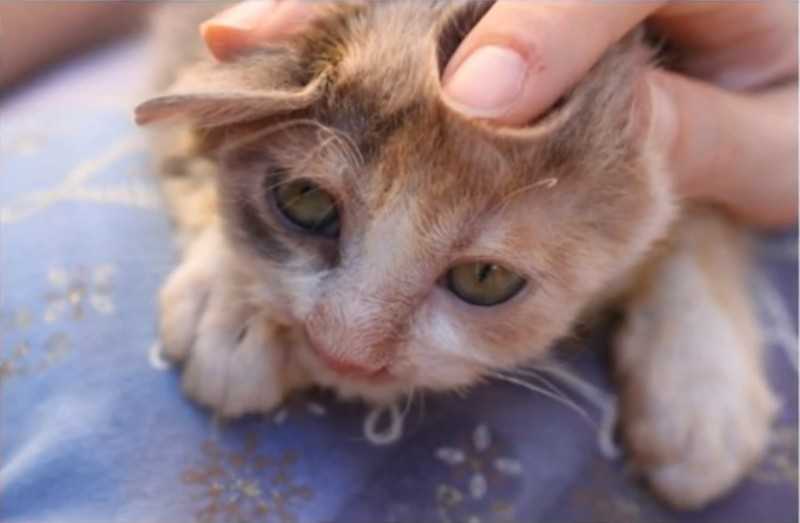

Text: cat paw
xmin=621 ymin=366 xmax=778 ymax=509
xmin=158 ymin=230 xmax=286 ymax=417
xmin=158 ymin=240 xmax=214 ymax=364
xmin=181 ymin=304 xmax=285 ymax=418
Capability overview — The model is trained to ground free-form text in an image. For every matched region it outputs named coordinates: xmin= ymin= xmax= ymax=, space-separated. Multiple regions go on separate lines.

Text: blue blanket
xmin=2 ymin=38 xmax=797 ymax=523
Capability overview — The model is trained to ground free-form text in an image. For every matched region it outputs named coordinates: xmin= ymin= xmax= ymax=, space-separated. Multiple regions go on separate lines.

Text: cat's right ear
xmin=135 ymin=59 xmax=324 ymax=128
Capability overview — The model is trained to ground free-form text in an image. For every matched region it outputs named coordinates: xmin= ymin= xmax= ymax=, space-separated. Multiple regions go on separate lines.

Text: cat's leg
xmin=158 ymin=225 xmax=297 ymax=418
xmin=615 ymin=210 xmax=778 ymax=509
xmin=151 ymin=127 xmax=304 ymax=417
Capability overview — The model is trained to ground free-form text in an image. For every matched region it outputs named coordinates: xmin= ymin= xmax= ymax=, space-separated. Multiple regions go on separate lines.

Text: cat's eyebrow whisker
xmin=488 ymin=370 xmax=594 ymax=427
xmin=315 ymin=126 xmax=364 ymax=169
xmin=293 ymin=123 xmax=363 ymax=172
xmin=297 ymin=133 xmax=344 ymax=171
xmin=221 ymin=118 xmax=326 ymax=153
xmin=221 ymin=118 xmax=363 ymax=173
xmin=491 ymin=178 xmax=558 ymax=216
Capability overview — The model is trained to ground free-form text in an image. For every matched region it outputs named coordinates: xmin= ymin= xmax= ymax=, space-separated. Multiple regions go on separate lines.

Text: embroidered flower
xmin=753 ymin=427 xmax=798 ymax=485
xmin=44 ymin=264 xmax=115 ymax=322
xmin=271 ymin=396 xmax=328 ymax=425
xmin=434 ymin=423 xmax=522 ymax=523
xmin=183 ymin=435 xmax=312 ymax=523
xmin=1 ymin=307 xmax=70 ymax=381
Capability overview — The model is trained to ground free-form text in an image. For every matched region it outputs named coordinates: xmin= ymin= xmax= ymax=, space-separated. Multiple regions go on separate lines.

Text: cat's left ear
xmin=135 ymin=58 xmax=324 ymax=127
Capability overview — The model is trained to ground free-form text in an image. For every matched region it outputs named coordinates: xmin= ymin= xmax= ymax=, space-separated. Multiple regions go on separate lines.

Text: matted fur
xmin=137 ymin=1 xmax=777 ymax=510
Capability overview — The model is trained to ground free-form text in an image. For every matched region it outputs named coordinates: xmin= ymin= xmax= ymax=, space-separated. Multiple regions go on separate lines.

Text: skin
xmin=200 ymin=0 xmax=798 ymax=228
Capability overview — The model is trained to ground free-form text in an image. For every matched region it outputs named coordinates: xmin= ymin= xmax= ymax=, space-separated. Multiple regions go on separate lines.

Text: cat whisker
xmin=506 ymin=367 xmax=577 ymax=409
xmin=523 ymin=361 xmax=616 ymax=413
xmin=516 ymin=361 xmax=621 ymax=458
xmin=448 ymin=384 xmax=470 ymax=400
xmin=488 ymin=370 xmax=594 ymax=427
xmin=401 ymin=387 xmax=415 ymax=419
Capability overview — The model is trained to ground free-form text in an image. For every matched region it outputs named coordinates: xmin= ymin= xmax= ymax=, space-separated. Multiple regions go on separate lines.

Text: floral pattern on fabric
xmin=183 ymin=435 xmax=313 ymax=523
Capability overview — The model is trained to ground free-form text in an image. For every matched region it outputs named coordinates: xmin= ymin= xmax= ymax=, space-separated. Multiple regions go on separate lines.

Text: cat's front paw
xmin=158 ymin=230 xmax=286 ymax=417
xmin=620 ymin=363 xmax=778 ymax=509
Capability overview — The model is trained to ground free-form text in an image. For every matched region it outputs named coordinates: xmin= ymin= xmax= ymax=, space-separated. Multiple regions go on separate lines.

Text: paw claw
xmin=157 ymin=230 xmax=287 ymax=417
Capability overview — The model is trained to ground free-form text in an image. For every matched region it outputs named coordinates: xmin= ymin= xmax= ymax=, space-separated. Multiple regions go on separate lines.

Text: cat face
xmin=137 ymin=2 xmax=674 ymax=403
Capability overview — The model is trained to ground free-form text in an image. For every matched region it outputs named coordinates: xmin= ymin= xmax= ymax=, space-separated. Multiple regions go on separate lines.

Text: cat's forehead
xmin=312 ymin=80 xmax=576 ymax=219
xmin=309 ymin=95 xmax=522 ymax=213
xmin=296 ymin=4 xmax=599 ymax=206
xmin=235 ymin=0 xmax=646 ymax=227
xmin=317 ymin=3 xmax=444 ymax=108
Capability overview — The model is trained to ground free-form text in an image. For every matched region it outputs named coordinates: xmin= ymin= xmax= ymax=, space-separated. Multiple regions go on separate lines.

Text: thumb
xmin=646 ymin=69 xmax=798 ymax=228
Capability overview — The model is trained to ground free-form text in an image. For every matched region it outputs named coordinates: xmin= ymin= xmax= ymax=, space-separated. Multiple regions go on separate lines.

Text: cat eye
xmin=274 ymin=179 xmax=340 ymax=237
xmin=447 ymin=262 xmax=526 ymax=307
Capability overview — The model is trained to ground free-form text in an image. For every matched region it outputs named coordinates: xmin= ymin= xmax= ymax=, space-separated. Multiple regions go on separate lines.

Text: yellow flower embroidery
xmin=753 ymin=427 xmax=798 ymax=485
xmin=183 ymin=435 xmax=312 ymax=523
xmin=44 ymin=264 xmax=115 ymax=323
xmin=435 ymin=424 xmax=522 ymax=523
xmin=1 ymin=307 xmax=71 ymax=381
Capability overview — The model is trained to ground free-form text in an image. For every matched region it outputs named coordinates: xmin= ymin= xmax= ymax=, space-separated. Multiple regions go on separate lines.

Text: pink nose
xmin=305 ymin=330 xmax=387 ymax=378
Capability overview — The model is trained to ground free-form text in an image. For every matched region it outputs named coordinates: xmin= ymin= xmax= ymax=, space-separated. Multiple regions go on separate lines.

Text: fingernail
xmin=200 ymin=0 xmax=275 ymax=60
xmin=443 ymin=46 xmax=528 ymax=118
xmin=204 ymin=0 xmax=274 ymax=32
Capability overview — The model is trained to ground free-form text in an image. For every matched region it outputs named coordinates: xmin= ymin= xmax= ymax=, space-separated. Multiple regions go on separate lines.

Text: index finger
xmin=201 ymin=0 xmax=327 ymax=61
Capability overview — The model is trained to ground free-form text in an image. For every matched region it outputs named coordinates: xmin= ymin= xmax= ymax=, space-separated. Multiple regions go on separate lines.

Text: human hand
xmin=200 ymin=1 xmax=798 ymax=228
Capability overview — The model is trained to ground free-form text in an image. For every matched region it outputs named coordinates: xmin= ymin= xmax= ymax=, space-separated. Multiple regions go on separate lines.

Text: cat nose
xmin=315 ymin=347 xmax=387 ymax=377
xmin=305 ymin=329 xmax=388 ymax=378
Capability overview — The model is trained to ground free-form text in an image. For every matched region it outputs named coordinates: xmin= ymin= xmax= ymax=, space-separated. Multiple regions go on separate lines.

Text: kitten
xmin=136 ymin=1 xmax=777 ymax=509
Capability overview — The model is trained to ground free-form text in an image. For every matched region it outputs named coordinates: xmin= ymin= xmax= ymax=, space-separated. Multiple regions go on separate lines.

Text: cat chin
xmin=330 ymin=379 xmax=408 ymax=405
xmin=316 ymin=370 xmax=411 ymax=405
xmin=293 ymin=342 xmax=412 ymax=405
